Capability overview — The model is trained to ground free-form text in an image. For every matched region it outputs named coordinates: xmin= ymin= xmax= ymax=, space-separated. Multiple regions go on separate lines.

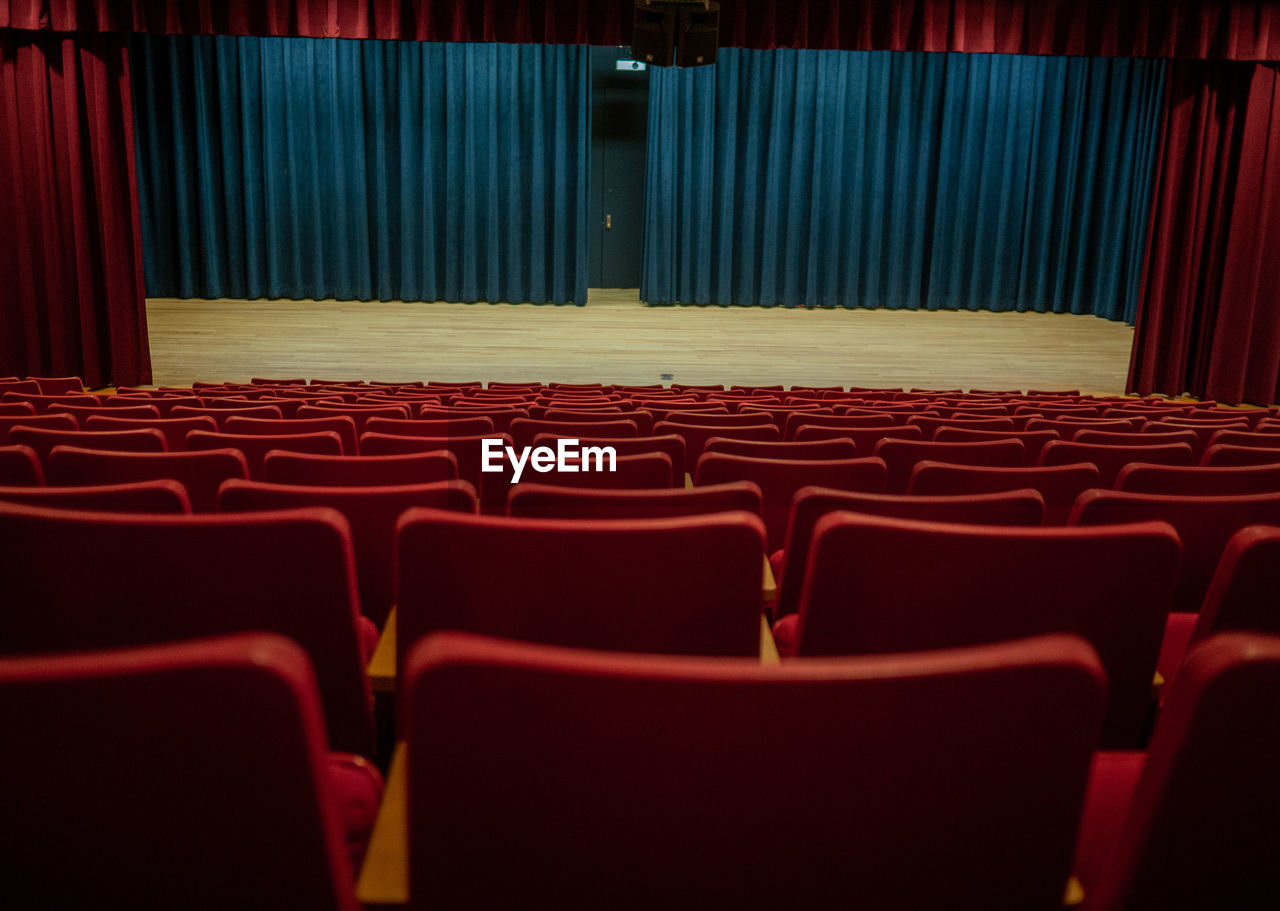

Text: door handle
xmin=606 ymin=214 xmax=612 ymax=230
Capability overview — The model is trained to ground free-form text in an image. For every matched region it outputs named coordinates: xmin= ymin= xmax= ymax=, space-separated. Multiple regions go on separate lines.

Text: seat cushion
xmin=325 ymin=751 xmax=384 ymax=873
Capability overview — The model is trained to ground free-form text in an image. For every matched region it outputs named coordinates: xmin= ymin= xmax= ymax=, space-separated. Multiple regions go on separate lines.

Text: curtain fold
xmin=643 ymin=49 xmax=1165 ymax=321
xmin=1129 ymin=61 xmax=1280 ymax=404
xmin=8 ymin=1 xmax=1280 ymax=61
xmin=0 ymin=31 xmax=151 ymax=385
xmin=131 ymin=36 xmax=590 ymax=305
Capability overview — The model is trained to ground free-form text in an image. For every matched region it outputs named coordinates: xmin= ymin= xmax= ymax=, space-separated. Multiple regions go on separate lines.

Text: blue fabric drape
xmin=132 ymin=36 xmax=590 ymax=304
xmin=643 ymin=49 xmax=1166 ymax=323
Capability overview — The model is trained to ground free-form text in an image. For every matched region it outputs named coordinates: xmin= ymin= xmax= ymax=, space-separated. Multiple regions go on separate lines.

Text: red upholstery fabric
xmin=404 ymin=631 xmax=1106 ymax=909
xmin=6 ymin=1 xmax=1280 ymax=60
xmin=1039 ymin=439 xmax=1195 ymax=487
xmin=1079 ymin=633 xmax=1280 ymax=910
xmin=0 ymin=444 xmax=42 ymax=485
xmin=0 ymin=479 xmax=189 ymax=512
xmin=790 ymin=513 xmax=1181 ymax=747
xmin=186 ymin=429 xmax=343 ymax=479
xmin=395 ymin=509 xmax=767 ymax=662
xmin=262 ymin=449 xmax=458 ymax=487
xmin=9 ymin=426 xmax=166 ymax=463
xmin=1115 ymin=461 xmax=1280 ymax=494
xmin=0 ymin=633 xmax=363 ymax=910
xmin=532 ymin=433 xmax=687 ymax=482
xmin=0 ymin=502 xmax=374 ymax=755
xmin=219 ymin=478 xmax=478 ymax=626
xmin=46 ymin=446 xmax=248 ymax=511
xmin=874 ymin=437 xmax=1027 ymax=492
xmin=0 ymin=31 xmax=150 ymax=387
xmin=226 ymin=415 xmax=360 ymax=458
xmin=84 ymin=414 xmax=218 ymax=451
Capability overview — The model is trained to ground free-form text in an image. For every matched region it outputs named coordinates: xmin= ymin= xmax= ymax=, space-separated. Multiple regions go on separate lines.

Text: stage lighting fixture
xmin=633 ymin=0 xmax=721 ymax=68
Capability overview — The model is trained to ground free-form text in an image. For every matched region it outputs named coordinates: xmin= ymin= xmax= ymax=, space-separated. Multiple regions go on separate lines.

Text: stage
xmin=145 ymin=290 xmax=1136 ymax=393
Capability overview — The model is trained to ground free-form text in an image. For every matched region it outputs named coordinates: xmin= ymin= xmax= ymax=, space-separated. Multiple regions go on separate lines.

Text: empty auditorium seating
xmin=219 ymin=479 xmax=477 ymax=626
xmin=1039 ymin=440 xmax=1195 ymax=487
xmin=694 ymin=453 xmax=888 ymax=550
xmin=1069 ymin=490 xmax=1280 ymax=615
xmin=0 ymin=412 xmax=78 ymax=442
xmin=1071 ymin=633 xmax=1280 ymax=910
xmin=85 ymin=414 xmax=218 ymax=451
xmin=772 ymin=487 xmax=1046 ymax=619
xmin=781 ymin=512 xmax=1180 ymax=746
xmin=0 ymin=502 xmax=375 ymax=756
xmin=46 ymin=447 xmax=250 ymax=512
xmin=0 ymin=480 xmax=191 ymax=513
xmin=0 ymin=633 xmax=374 ymax=910
xmin=9 ymin=426 xmax=167 ymax=463
xmin=262 ymin=450 xmax=458 ymax=487
xmin=933 ymin=427 xmax=1060 ymax=462
xmin=187 ymin=429 xmax=344 ymax=478
xmin=874 ymin=438 xmax=1027 ymax=492
xmin=0 ymin=445 xmax=43 ymax=486
xmin=906 ymin=461 xmax=1103 ymax=524
xmin=402 ymin=631 xmax=1105 ymax=909
xmin=395 ymin=509 xmax=767 ymax=661
xmin=507 ymin=480 xmax=762 ymax=520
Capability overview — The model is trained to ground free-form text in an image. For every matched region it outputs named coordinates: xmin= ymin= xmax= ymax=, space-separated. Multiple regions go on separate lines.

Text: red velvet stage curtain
xmin=1129 ymin=61 xmax=1280 ymax=405
xmin=0 ymin=31 xmax=151 ymax=386
xmin=5 ymin=0 xmax=1280 ymax=60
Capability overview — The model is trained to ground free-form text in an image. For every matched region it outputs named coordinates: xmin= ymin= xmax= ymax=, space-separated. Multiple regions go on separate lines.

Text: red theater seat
xmin=507 ymin=480 xmax=762 ymax=520
xmin=781 ymin=513 xmax=1180 ymax=747
xmin=403 ymin=631 xmax=1105 ymax=910
xmin=1072 ymin=633 xmax=1280 ymax=910
xmin=906 ymin=461 xmax=1102 ymax=524
xmin=0 ymin=480 xmax=191 ymax=513
xmin=262 ymin=450 xmax=458 ymax=487
xmin=0 ymin=445 xmax=43 ymax=486
xmin=0 ymin=633 xmax=374 ymax=910
xmin=46 ymin=447 xmax=249 ymax=513
xmin=186 ymin=430 xmax=343 ymax=479
xmin=874 ymin=438 xmax=1027 ymax=492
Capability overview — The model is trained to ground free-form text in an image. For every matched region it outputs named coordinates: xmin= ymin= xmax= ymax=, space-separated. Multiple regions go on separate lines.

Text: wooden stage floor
xmin=145 ymin=290 xmax=1137 ymax=393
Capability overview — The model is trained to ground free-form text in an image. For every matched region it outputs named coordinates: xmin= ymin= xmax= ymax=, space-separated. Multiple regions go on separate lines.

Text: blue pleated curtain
xmin=132 ymin=36 xmax=590 ymax=305
xmin=643 ymin=49 xmax=1167 ymax=323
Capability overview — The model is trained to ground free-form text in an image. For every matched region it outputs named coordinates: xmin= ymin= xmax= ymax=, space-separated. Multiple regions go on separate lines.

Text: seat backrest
xmin=874 ymin=438 xmax=1027 ymax=492
xmin=795 ymin=513 xmax=1181 ymax=747
xmin=0 ymin=412 xmax=78 ymax=442
xmin=170 ymin=404 xmax=284 ymax=428
xmin=795 ymin=422 xmax=923 ymax=455
xmin=654 ymin=421 xmax=778 ymax=465
xmin=225 ymin=415 xmax=359 ymax=458
xmin=509 ymin=418 xmax=639 ymax=449
xmin=46 ymin=446 xmax=249 ymax=512
xmin=702 ymin=437 xmax=857 ymax=462
xmin=0 ymin=445 xmax=43 ymax=486
xmin=1186 ymin=526 xmax=1280 ymax=648
xmin=1 ymin=392 xmax=96 ymax=413
xmin=0 ymin=502 xmax=373 ymax=755
xmin=219 ymin=479 xmax=477 ymax=627
xmin=694 ymin=453 xmax=888 ymax=551
xmin=1073 ymin=429 xmax=1198 ymax=452
xmin=906 ymin=461 xmax=1101 ymax=524
xmin=403 ymin=631 xmax=1105 ymax=910
xmin=9 ymin=427 xmax=167 ymax=464
xmin=262 ymin=450 xmax=458 ymax=487
xmin=1115 ymin=462 xmax=1280 ymax=496
xmin=507 ymin=480 xmax=762 ymax=520
xmin=0 ymin=633 xmax=360 ymax=911
xmin=0 ymin=480 xmax=191 ymax=513
xmin=512 ymin=451 xmax=673 ymax=490
xmin=1201 ymin=443 xmax=1280 ymax=466
xmin=0 ymin=402 xmax=36 ymax=417
xmin=774 ymin=486 xmax=1046 ymax=619
xmin=1039 ymin=440 xmax=1194 ymax=487
xmin=395 ymin=509 xmax=767 ymax=662
xmin=1085 ymin=633 xmax=1280 ymax=911
xmin=29 ymin=375 xmax=86 ymax=394
xmin=531 ymin=434 xmax=687 ymax=483
xmin=1144 ymin=420 xmax=1249 ymax=459
xmin=542 ymin=409 xmax=655 ymax=435
xmin=186 ymin=430 xmax=343 ymax=480
xmin=907 ymin=415 xmax=1017 ymax=439
xmin=52 ymin=403 xmax=162 ymax=421
xmin=359 ymin=433 xmax=514 ymax=509
xmin=1207 ymin=429 xmax=1280 ymax=451
xmin=364 ymin=416 xmax=495 ymax=438
xmin=85 ymin=414 xmax=218 ymax=451
xmin=1070 ymin=490 xmax=1280 ymax=615
xmin=418 ymin=405 xmax=526 ymax=431
xmin=933 ymin=427 xmax=1059 ymax=463
xmin=297 ymin=404 xmax=412 ymax=433
xmin=782 ymin=412 xmax=899 ymax=439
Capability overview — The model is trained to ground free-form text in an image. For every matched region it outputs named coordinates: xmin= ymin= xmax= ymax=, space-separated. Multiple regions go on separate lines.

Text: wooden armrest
xmin=357 ymin=742 xmax=408 ymax=907
xmin=761 ymin=554 xmax=777 ymax=602
xmin=367 ymin=608 xmax=397 ymax=694
xmin=1151 ymin=669 xmax=1165 ymax=702
xmin=759 ymin=615 xmax=780 ymax=665
xmin=684 ymin=472 xmax=693 ymax=489
xmin=1063 ymin=875 xmax=1084 ymax=907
